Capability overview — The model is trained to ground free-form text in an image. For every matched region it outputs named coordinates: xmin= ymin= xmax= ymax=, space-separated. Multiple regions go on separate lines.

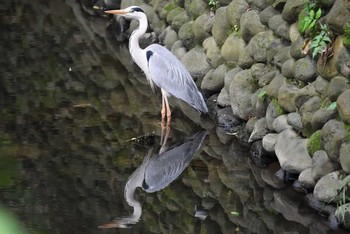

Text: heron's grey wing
xmin=143 ymin=131 xmax=207 ymax=193
xmin=146 ymin=45 xmax=208 ymax=113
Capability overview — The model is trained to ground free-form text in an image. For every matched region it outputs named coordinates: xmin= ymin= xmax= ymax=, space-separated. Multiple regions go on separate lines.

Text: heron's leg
xmin=159 ymin=124 xmax=170 ymax=154
xmin=163 ymin=95 xmax=172 ymax=123
xmin=161 ymin=95 xmax=166 ymax=119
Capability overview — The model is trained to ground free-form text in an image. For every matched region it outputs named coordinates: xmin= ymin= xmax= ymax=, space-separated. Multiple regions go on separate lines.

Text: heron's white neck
xmin=129 ymin=14 xmax=148 ymax=72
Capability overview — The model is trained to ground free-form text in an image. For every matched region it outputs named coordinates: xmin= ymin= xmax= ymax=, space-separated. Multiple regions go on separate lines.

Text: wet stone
xmin=250 ymin=140 xmax=276 ymax=168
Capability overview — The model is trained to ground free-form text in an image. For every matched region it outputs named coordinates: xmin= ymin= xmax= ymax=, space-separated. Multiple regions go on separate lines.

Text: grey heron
xmin=99 ymin=131 xmax=207 ymax=228
xmin=105 ymin=6 xmax=208 ymax=124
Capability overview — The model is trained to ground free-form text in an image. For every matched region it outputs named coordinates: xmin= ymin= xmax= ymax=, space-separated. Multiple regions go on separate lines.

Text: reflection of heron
xmin=99 ymin=131 xmax=207 ymax=228
xmin=105 ymin=6 xmax=208 ymax=125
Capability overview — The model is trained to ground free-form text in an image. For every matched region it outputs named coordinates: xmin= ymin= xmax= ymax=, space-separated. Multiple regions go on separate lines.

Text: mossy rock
xmin=307 ymin=130 xmax=322 ymax=156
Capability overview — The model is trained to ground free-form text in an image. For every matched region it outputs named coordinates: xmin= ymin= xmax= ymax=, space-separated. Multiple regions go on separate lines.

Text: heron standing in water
xmin=105 ymin=6 xmax=208 ymax=125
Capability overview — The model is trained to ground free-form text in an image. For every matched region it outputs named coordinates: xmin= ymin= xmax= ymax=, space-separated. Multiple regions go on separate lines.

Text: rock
xmin=181 ymin=46 xmax=211 ymax=79
xmin=250 ymin=140 xmax=275 ymax=167
xmin=312 ymin=76 xmax=329 ymax=94
xmin=186 ymin=0 xmax=209 ymax=19
xmin=288 ymin=23 xmax=301 ymax=42
xmin=216 ymin=107 xmax=244 ymax=134
xmin=305 ymin=193 xmax=336 ymax=216
xmin=270 ymin=0 xmax=287 ymax=10
xmin=163 ymin=26 xmax=179 ymax=50
xmin=171 ymin=10 xmax=189 ymax=31
xmin=211 ymin=6 xmax=230 ymax=46
xmin=251 ymin=88 xmax=268 ymax=117
xmin=311 ymin=108 xmax=338 ymax=130
xmin=293 ymin=57 xmax=317 ymax=83
xmin=313 ymin=171 xmax=344 ymax=202
xmin=290 ymin=36 xmax=307 ymax=59
xmin=320 ymin=119 xmax=348 ymax=161
xmin=298 ymin=168 xmax=316 ymax=189
xmin=274 ymin=47 xmax=293 ymax=70
xmin=224 ymin=67 xmax=243 ymax=93
xmin=262 ymin=133 xmax=278 ymax=153
xmin=337 ymin=89 xmax=350 ymax=124
xmin=266 ymin=100 xmax=284 ymax=130
xmin=261 ymin=162 xmax=287 ymax=189
xmin=247 ymin=30 xmax=276 ymax=62
xmin=300 ymin=96 xmax=321 ymax=136
xmin=265 ymin=74 xmax=286 ymax=98
xmin=217 ymin=87 xmax=231 ymax=107
xmin=340 ymin=142 xmax=350 ymax=173
xmin=275 ymin=129 xmax=313 ymax=173
xmin=237 ymin=46 xmax=255 ymax=69
xmin=251 ymin=0 xmax=270 ymax=9
xmin=202 ymin=36 xmax=224 ymax=68
xmin=192 ymin=14 xmax=213 ymax=43
xmin=277 ymin=83 xmax=300 ymax=112
xmin=327 ymin=76 xmax=350 ymax=102
xmin=178 ymin=21 xmax=195 ymax=48
xmin=272 ymin=115 xmax=293 ymax=133
xmin=281 ymin=0 xmax=305 ymax=23
xmin=268 ymin=14 xmax=290 ymax=40
xmin=317 ymin=36 xmax=350 ymax=79
xmin=260 ymin=6 xmax=280 ymax=25
xmin=281 ymin=58 xmax=295 ymax=78
xmin=166 ymin=7 xmax=184 ymax=25
xmin=229 ymin=70 xmax=258 ymax=120
xmin=287 ymin=112 xmax=303 ymax=132
xmin=227 ymin=0 xmax=250 ymax=26
xmin=240 ymin=10 xmax=266 ymax=42
xmin=312 ymin=150 xmax=340 ymax=181
xmin=250 ymin=63 xmax=276 ymax=87
xmin=249 ymin=117 xmax=269 ymax=143
xmin=326 ymin=0 xmax=350 ymax=34
xmin=171 ymin=40 xmax=187 ymax=59
xmin=221 ymin=34 xmax=245 ymax=66
xmin=201 ymin=64 xmax=227 ymax=93
xmin=265 ymin=39 xmax=284 ymax=64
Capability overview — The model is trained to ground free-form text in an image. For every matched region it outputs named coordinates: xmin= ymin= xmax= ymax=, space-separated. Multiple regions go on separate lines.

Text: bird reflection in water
xmin=99 ymin=131 xmax=207 ymax=229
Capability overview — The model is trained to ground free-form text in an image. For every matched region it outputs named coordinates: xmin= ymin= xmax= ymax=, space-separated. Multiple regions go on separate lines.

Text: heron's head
xmin=104 ymin=6 xmax=145 ymax=20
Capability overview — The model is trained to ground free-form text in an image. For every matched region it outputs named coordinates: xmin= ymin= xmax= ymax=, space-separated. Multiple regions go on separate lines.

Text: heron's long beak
xmin=104 ymin=9 xmax=128 ymax=15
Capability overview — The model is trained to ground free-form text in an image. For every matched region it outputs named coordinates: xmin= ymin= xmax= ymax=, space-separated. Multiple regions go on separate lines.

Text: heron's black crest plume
xmin=130 ymin=6 xmax=144 ymax=13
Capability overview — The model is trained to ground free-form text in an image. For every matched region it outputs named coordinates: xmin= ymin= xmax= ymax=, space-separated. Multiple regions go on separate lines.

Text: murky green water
xmin=0 ymin=1 xmax=344 ymax=233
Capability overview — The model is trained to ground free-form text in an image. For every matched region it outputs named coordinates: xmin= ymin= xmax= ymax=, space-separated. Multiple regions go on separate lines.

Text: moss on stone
xmin=272 ymin=97 xmax=284 ymax=116
xmin=307 ymin=130 xmax=322 ymax=156
xmin=344 ymin=124 xmax=350 ymax=142
xmin=343 ymin=23 xmax=350 ymax=48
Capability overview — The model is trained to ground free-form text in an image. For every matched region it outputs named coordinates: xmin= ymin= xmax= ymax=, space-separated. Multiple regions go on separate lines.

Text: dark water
xmin=0 ymin=1 xmax=343 ymax=233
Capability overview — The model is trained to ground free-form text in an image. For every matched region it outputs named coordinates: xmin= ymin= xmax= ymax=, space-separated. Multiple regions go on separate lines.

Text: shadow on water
xmin=0 ymin=0 xmax=346 ymax=233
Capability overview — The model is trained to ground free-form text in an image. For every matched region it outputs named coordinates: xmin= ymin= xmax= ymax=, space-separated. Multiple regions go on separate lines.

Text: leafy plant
xmin=299 ymin=2 xmax=322 ymax=34
xmin=208 ymin=0 xmax=218 ymax=10
xmin=326 ymin=102 xmax=337 ymax=111
xmin=309 ymin=23 xmax=332 ymax=58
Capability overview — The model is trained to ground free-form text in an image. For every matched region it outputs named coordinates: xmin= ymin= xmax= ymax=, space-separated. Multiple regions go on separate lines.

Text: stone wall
xmin=118 ymin=0 xmax=350 ymax=228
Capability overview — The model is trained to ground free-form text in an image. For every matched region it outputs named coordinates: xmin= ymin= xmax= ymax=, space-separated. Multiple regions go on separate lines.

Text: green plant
xmin=309 ymin=23 xmax=332 ymax=58
xmin=299 ymin=2 xmax=322 ymax=34
xmin=208 ymin=0 xmax=218 ymax=10
xmin=326 ymin=101 xmax=337 ymax=111
xmin=344 ymin=23 xmax=350 ymax=48
xmin=306 ymin=130 xmax=321 ymax=156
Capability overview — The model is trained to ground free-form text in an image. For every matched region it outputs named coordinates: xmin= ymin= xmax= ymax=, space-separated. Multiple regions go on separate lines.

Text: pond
xmin=0 ymin=0 xmax=345 ymax=233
